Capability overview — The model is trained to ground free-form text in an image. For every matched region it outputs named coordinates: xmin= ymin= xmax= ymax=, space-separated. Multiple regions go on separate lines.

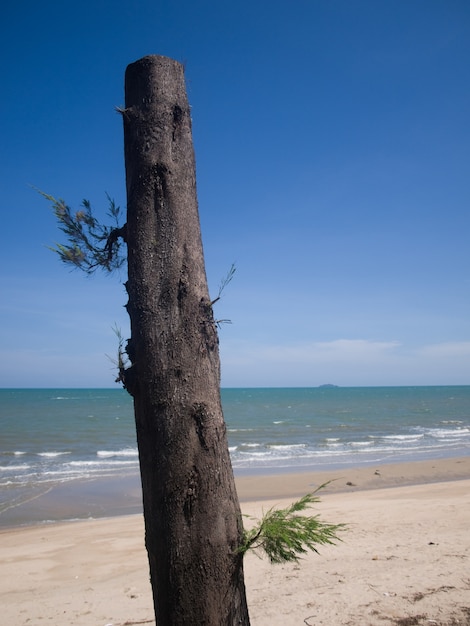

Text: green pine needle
xmin=238 ymin=486 xmax=346 ymax=564
xmin=38 ymin=188 xmax=125 ymax=275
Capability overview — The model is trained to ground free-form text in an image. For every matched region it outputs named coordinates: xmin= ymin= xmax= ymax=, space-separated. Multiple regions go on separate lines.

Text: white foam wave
xmin=227 ymin=428 xmax=254 ymax=432
xmin=51 ymin=396 xmax=79 ymax=400
xmin=67 ymin=460 xmax=138 ymax=468
xmin=97 ymin=448 xmax=138 ymax=458
xmin=267 ymin=444 xmax=307 ymax=450
xmin=238 ymin=451 xmax=272 ymax=458
xmin=428 ymin=428 xmax=469 ymax=438
xmin=38 ymin=451 xmax=71 ymax=458
xmin=381 ymin=434 xmax=424 ymax=442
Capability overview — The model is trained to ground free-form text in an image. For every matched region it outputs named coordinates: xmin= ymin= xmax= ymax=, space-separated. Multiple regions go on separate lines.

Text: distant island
xmin=318 ymin=384 xmax=339 ymax=388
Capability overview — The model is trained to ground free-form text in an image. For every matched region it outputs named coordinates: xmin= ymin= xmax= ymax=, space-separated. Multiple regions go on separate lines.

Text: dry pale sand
xmin=1 ymin=457 xmax=469 ymax=626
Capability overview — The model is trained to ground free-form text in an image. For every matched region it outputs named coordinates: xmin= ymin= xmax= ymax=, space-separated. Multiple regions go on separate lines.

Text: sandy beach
xmin=1 ymin=456 xmax=469 ymax=625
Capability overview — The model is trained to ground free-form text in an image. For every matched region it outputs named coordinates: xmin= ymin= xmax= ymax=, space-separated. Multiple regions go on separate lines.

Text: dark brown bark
xmin=122 ymin=55 xmax=250 ymax=625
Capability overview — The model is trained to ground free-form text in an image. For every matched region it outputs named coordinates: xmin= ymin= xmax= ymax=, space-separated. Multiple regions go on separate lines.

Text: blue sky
xmin=1 ymin=0 xmax=469 ymax=388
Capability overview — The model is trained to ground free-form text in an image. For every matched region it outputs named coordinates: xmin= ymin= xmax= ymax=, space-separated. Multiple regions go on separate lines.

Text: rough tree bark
xmin=121 ymin=55 xmax=250 ymax=625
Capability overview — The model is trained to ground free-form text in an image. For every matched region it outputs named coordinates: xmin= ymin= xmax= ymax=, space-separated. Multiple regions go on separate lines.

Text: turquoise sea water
xmin=1 ymin=386 xmax=469 ymax=526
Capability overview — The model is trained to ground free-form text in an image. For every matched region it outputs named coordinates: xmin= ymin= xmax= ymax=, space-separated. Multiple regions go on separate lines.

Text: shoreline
xmin=236 ymin=455 xmax=470 ymax=500
xmin=1 ymin=455 xmax=469 ymax=530
xmin=1 ymin=459 xmax=469 ymax=625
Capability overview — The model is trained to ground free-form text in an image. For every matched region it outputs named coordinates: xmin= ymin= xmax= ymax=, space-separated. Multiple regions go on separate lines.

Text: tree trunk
xmin=122 ymin=55 xmax=250 ymax=625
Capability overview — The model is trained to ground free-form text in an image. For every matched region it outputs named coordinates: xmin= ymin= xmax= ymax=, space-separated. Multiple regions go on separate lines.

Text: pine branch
xmin=38 ymin=189 xmax=126 ymax=274
xmin=211 ymin=263 xmax=236 ymax=306
xmin=238 ymin=486 xmax=346 ymax=564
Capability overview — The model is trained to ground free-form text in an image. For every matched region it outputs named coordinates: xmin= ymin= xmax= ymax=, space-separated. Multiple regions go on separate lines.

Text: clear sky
xmin=1 ymin=0 xmax=469 ymax=388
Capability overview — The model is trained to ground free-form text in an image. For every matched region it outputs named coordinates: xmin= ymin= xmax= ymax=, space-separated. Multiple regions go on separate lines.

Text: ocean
xmin=1 ymin=386 xmax=469 ymax=526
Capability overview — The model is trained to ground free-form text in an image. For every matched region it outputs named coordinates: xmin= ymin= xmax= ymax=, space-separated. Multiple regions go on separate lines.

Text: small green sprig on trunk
xmin=39 ymin=190 xmax=127 ymax=274
xmin=239 ymin=486 xmax=345 ymax=564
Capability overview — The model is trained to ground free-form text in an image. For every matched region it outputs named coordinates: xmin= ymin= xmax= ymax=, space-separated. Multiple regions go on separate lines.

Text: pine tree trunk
xmin=122 ymin=55 xmax=250 ymax=625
